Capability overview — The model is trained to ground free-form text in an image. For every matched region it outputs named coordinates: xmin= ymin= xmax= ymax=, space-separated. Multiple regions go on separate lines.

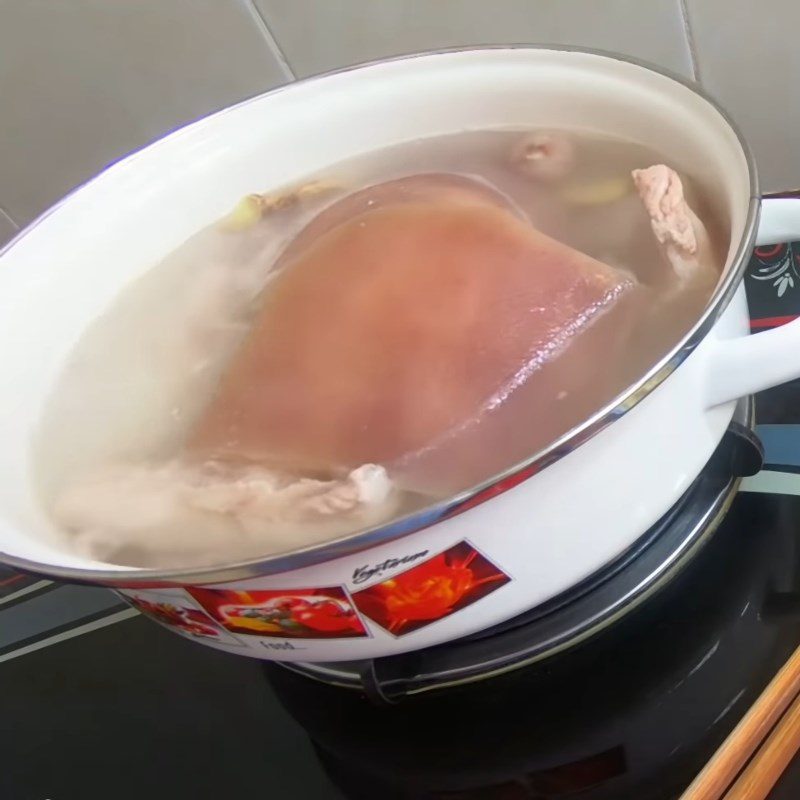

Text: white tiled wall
xmin=252 ymin=0 xmax=693 ymax=79
xmin=684 ymin=0 xmax=800 ymax=195
xmin=0 ymin=0 xmax=290 ymax=231
xmin=1 ymin=0 xmax=798 ymax=250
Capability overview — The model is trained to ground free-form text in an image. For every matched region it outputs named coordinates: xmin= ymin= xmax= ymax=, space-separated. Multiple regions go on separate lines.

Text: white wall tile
xmin=0 ymin=0 xmax=290 ymax=225
xmin=686 ymin=0 xmax=800 ymax=192
xmin=256 ymin=0 xmax=693 ymax=79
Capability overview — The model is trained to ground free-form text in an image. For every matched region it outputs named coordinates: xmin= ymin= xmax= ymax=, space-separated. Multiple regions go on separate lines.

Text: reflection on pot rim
xmin=0 ymin=44 xmax=761 ymax=587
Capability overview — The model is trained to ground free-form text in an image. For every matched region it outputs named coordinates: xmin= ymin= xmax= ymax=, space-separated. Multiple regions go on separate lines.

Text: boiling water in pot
xmin=34 ymin=128 xmax=725 ymax=569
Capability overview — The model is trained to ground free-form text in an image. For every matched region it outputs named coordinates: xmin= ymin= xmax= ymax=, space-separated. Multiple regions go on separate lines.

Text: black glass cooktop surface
xmin=3 ymin=466 xmax=800 ymax=800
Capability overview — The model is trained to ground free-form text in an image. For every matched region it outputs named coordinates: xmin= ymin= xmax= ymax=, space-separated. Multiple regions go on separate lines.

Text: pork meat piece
xmin=592 ymin=163 xmax=720 ymax=391
xmin=55 ymin=461 xmax=397 ymax=568
xmin=187 ymin=173 xmax=639 ymax=493
xmin=632 ymin=164 xmax=716 ymax=288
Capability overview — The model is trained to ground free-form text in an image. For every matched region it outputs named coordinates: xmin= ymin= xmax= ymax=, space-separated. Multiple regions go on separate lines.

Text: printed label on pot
xmin=120 ymin=590 xmax=245 ymax=645
xmin=351 ymin=540 xmax=511 ymax=636
xmin=187 ymin=586 xmax=369 ymax=639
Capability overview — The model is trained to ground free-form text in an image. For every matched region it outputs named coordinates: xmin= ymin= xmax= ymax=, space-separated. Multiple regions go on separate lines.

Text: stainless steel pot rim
xmin=0 ymin=44 xmax=761 ymax=586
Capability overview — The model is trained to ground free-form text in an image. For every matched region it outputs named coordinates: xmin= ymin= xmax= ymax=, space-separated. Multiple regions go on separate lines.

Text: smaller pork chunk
xmin=55 ymin=462 xmax=396 ymax=567
xmin=632 ymin=164 xmax=716 ymax=288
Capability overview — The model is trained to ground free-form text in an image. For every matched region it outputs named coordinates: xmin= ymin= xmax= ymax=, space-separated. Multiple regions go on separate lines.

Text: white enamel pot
xmin=0 ymin=47 xmax=798 ymax=662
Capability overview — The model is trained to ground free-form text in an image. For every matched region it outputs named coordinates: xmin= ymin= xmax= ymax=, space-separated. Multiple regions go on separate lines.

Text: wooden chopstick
xmin=680 ymin=643 xmax=800 ymax=800
xmin=722 ymin=689 xmax=800 ymax=800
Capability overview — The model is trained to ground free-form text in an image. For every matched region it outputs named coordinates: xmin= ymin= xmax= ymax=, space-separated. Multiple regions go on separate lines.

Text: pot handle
xmin=706 ymin=198 xmax=800 ymax=408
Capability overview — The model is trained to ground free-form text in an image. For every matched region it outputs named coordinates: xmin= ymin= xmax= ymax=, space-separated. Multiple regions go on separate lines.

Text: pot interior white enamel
xmin=0 ymin=47 xmax=755 ymax=588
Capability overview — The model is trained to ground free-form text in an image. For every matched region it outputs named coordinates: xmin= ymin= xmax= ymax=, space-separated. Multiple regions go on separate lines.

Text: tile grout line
xmin=678 ymin=0 xmax=702 ymax=83
xmin=244 ymin=0 xmax=296 ymax=82
xmin=0 ymin=204 xmax=19 ymax=230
